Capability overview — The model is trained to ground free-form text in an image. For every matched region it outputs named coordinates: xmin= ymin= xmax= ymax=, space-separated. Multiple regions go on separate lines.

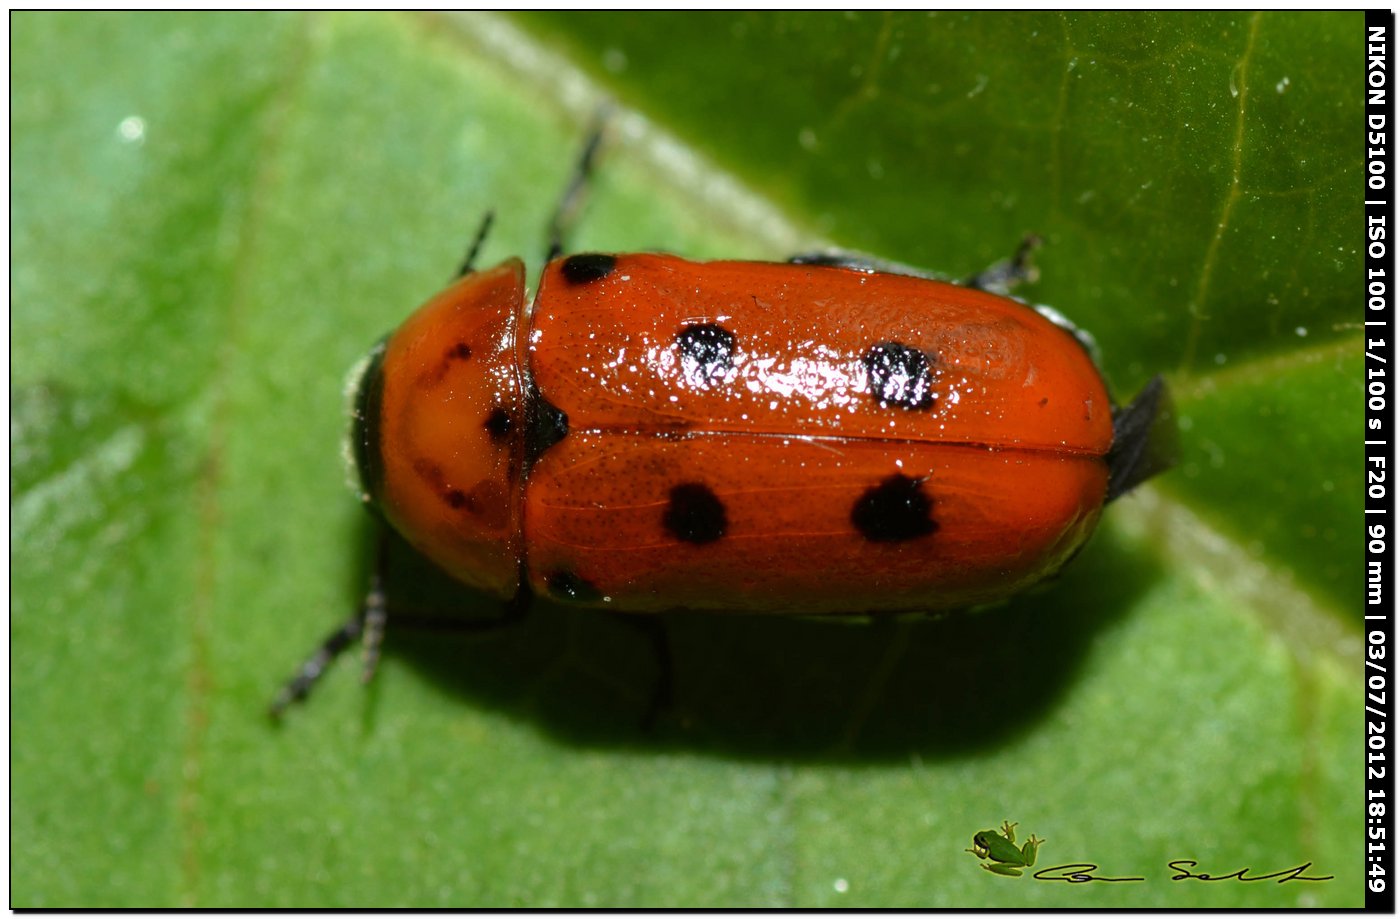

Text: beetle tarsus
xmin=269 ymin=610 xmax=367 ymax=719
xmin=965 ymin=234 xmax=1042 ymax=294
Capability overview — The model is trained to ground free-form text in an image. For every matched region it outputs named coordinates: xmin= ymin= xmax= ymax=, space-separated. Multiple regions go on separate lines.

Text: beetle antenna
xmin=545 ymin=105 xmax=612 ymax=263
xmin=455 ymin=210 xmax=496 ymax=279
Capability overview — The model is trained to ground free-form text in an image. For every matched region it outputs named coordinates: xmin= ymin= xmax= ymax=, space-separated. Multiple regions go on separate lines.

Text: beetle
xmin=270 ymin=125 xmax=1175 ymax=716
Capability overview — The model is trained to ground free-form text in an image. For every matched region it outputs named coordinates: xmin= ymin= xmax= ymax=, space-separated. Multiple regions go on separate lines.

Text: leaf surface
xmin=12 ymin=11 xmax=1361 ymax=907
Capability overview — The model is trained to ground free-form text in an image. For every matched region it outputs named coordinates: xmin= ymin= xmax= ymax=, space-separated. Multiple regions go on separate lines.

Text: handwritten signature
xmin=1030 ymin=861 xmax=1334 ymax=884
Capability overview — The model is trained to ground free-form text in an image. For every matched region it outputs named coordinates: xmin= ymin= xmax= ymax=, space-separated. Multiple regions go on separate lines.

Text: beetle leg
xmin=270 ymin=531 xmax=391 ymax=718
xmin=965 ymin=234 xmax=1042 ymax=294
xmin=269 ymin=609 xmax=367 ymax=719
xmin=791 ymin=236 xmax=1041 ymax=292
xmin=545 ymin=107 xmax=611 ymax=263
xmin=382 ymin=564 xmax=530 ymax=633
xmin=357 ymin=534 xmax=390 ymax=685
xmin=643 ymin=619 xmax=674 ymax=730
xmin=500 ymin=577 xmax=533 ymax=624
xmin=271 ymin=554 xmax=533 ymax=718
xmin=1106 ymin=375 xmax=1178 ymax=502
xmin=612 ymin=614 xmax=673 ymax=729
xmin=788 ymin=250 xmax=939 ymax=279
xmin=375 ymin=579 xmax=531 ymax=635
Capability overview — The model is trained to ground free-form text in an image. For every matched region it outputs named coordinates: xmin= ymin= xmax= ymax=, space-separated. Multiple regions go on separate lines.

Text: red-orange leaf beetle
xmin=272 ymin=131 xmax=1175 ymax=715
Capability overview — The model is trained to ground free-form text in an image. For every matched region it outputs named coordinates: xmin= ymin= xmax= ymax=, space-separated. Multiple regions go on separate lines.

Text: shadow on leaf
xmin=354 ymin=511 xmax=1165 ymax=763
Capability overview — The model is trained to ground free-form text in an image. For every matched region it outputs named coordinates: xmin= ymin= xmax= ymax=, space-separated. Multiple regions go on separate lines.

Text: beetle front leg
xmin=270 ymin=530 xmax=391 ymax=718
xmin=270 ymin=609 xmax=368 ymax=718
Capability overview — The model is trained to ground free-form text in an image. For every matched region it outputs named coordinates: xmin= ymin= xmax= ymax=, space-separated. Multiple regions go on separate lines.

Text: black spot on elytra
xmin=560 ymin=253 xmax=617 ymax=285
xmin=484 ymin=407 xmax=513 ymax=441
xmin=525 ymin=394 xmax=569 ymax=464
xmin=546 ymin=570 xmax=601 ymax=603
xmin=677 ymin=323 xmax=735 ymax=385
xmin=851 ymin=474 xmax=937 ymax=543
xmin=863 ymin=342 xmax=938 ymax=410
xmin=663 ymin=482 xmax=728 ymax=545
xmin=449 ymin=342 xmax=472 ymax=361
xmin=446 ymin=489 xmax=468 ymax=509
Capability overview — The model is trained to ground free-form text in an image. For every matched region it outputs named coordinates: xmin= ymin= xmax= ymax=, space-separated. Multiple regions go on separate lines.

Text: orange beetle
xmin=273 ymin=135 xmax=1174 ymax=716
xmin=354 ymin=251 xmax=1169 ymax=617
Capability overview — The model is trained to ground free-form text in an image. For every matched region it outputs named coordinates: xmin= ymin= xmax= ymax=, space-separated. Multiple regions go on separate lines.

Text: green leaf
xmin=13 ymin=11 xmax=1362 ymax=907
